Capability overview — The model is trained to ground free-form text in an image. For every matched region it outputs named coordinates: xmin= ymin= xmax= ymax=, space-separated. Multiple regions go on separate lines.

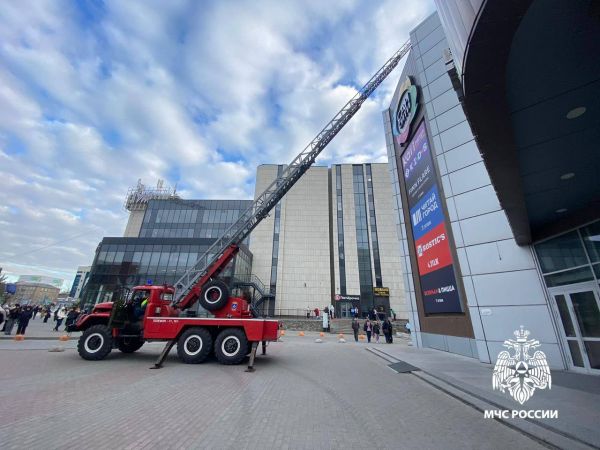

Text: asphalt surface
xmin=0 ymin=334 xmax=546 ymax=450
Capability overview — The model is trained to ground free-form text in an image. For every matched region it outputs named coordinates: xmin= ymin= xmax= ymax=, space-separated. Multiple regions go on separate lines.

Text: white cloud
xmin=0 ymin=0 xmax=435 ymax=286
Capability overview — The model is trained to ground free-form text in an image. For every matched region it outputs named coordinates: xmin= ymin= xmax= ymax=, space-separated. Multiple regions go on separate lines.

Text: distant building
xmin=14 ymin=282 xmax=60 ymax=305
xmin=69 ymin=266 xmax=91 ymax=300
xmin=81 ymin=181 xmax=253 ymax=308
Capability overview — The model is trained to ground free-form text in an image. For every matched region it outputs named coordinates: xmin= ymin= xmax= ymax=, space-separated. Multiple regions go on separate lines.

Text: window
xmin=334 ymin=166 xmax=347 ymax=294
xmin=353 ymin=165 xmax=373 ymax=306
xmin=535 ymin=231 xmax=588 ymax=273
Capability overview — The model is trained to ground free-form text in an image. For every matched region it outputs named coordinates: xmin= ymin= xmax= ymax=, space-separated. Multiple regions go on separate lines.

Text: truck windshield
xmin=132 ymin=290 xmax=150 ymax=302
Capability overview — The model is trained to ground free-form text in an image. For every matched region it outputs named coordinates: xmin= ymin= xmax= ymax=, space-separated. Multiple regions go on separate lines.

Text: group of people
xmin=351 ymin=308 xmax=394 ymax=344
xmin=307 ymin=305 xmax=335 ymax=320
xmin=0 ymin=303 xmax=80 ymax=336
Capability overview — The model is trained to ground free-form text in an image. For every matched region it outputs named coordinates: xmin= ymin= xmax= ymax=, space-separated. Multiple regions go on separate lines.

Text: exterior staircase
xmin=330 ymin=318 xmax=356 ymax=334
xmin=229 ymin=274 xmax=275 ymax=317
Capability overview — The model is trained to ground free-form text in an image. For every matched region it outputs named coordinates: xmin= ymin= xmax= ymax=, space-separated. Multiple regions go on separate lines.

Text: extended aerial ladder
xmin=173 ymin=40 xmax=411 ymax=312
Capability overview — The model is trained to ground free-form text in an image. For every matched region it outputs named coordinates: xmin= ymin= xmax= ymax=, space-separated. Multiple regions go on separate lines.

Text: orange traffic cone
xmin=338 ymin=333 xmax=344 ymax=339
xmin=319 ymin=332 xmax=324 ymax=337
xmin=14 ymin=334 xmax=25 ymax=341
xmin=280 ymin=330 xmax=286 ymax=336
xmin=298 ymin=331 xmax=305 ymax=336
xmin=59 ymin=335 xmax=69 ymax=342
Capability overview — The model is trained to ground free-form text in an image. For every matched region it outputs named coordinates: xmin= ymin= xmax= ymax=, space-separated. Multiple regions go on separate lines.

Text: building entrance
xmin=338 ymin=302 xmax=353 ymax=318
xmin=549 ymin=282 xmax=600 ymax=373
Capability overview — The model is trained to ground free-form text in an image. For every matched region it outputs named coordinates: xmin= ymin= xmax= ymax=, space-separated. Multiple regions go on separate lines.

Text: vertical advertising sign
xmin=401 ymin=122 xmax=462 ymax=314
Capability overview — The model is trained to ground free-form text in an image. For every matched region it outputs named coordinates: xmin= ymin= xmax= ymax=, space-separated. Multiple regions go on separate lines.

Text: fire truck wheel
xmin=116 ymin=337 xmax=144 ymax=353
xmin=78 ymin=325 xmax=113 ymax=361
xmin=199 ymin=280 xmax=229 ymax=311
xmin=177 ymin=327 xmax=212 ymax=364
xmin=215 ymin=328 xmax=248 ymax=365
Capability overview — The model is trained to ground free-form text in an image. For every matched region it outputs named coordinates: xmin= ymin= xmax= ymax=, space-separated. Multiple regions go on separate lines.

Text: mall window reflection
xmin=535 ymin=221 xmax=600 ymax=288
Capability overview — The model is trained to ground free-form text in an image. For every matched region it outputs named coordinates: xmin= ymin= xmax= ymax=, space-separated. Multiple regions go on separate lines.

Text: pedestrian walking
xmin=351 ymin=317 xmax=360 ymax=342
xmin=314 ymin=307 xmax=319 ymax=318
xmin=383 ymin=318 xmax=394 ymax=343
xmin=363 ymin=319 xmax=372 ymax=343
xmin=306 ymin=306 xmax=310 ymax=319
xmin=373 ymin=321 xmax=381 ymax=343
xmin=65 ymin=307 xmax=79 ymax=332
xmin=390 ymin=308 xmax=396 ymax=321
xmin=32 ymin=305 xmax=39 ymax=320
xmin=16 ymin=305 xmax=33 ymax=335
xmin=4 ymin=304 xmax=21 ymax=335
xmin=43 ymin=308 xmax=51 ymax=323
xmin=54 ymin=307 xmax=67 ymax=331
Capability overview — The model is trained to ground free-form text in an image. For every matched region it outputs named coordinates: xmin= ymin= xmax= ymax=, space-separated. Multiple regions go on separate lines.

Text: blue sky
xmin=0 ymin=0 xmax=435 ymax=290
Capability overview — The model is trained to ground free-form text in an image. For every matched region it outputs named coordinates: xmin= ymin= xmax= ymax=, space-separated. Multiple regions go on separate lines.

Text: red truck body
xmin=72 ymin=266 xmax=279 ymax=368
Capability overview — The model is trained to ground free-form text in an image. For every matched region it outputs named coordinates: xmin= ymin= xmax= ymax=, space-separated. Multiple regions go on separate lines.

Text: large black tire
xmin=116 ymin=337 xmax=144 ymax=353
xmin=77 ymin=324 xmax=113 ymax=361
xmin=177 ymin=327 xmax=212 ymax=364
xmin=214 ymin=328 xmax=248 ymax=365
xmin=199 ymin=280 xmax=229 ymax=311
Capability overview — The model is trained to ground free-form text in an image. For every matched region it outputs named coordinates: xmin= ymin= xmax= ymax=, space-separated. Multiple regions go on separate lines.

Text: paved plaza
xmin=0 ymin=327 xmax=553 ymax=450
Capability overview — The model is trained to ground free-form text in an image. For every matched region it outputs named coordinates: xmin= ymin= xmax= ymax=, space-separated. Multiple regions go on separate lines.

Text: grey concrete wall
xmin=123 ymin=209 xmax=145 ymax=237
xmin=385 ymin=12 xmax=564 ymax=369
xmin=251 ymin=165 xmax=331 ymax=312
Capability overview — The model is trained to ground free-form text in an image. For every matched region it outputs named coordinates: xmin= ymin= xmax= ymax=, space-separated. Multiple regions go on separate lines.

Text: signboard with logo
xmin=334 ymin=294 xmax=360 ymax=302
xmin=18 ymin=275 xmax=64 ymax=289
xmin=373 ymin=287 xmax=390 ymax=297
xmin=392 ymin=77 xmax=419 ymax=146
xmin=401 ymin=121 xmax=462 ymax=314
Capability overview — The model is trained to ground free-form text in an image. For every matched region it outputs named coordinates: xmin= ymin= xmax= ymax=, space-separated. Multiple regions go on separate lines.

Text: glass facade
xmin=81 ymin=198 xmax=254 ymax=308
xmin=69 ymin=274 xmax=81 ymax=297
xmin=353 ymin=165 xmax=374 ymax=311
xmin=335 ymin=165 xmax=347 ymax=295
xmin=535 ymin=220 xmax=600 ymax=371
xmin=269 ymin=165 xmax=284 ymax=295
xmin=82 ymin=238 xmax=252 ymax=308
xmin=366 ymin=164 xmax=383 ymax=287
xmin=140 ymin=199 xmax=252 ymax=241
xmin=535 ymin=221 xmax=600 ymax=288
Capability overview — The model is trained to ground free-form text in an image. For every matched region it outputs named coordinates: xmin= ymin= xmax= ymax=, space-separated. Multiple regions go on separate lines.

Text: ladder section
xmin=174 ymin=40 xmax=411 ymax=306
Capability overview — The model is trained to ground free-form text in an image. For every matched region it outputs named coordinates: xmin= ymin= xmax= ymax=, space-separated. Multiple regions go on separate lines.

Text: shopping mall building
xmin=385 ymin=1 xmax=599 ymax=373
xmin=250 ymin=164 xmax=407 ymax=319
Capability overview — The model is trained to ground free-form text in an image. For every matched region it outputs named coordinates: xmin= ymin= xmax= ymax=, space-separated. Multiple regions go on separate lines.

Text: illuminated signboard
xmin=401 ymin=121 xmax=462 ymax=314
xmin=392 ymin=77 xmax=419 ymax=146
xmin=373 ymin=287 xmax=390 ymax=297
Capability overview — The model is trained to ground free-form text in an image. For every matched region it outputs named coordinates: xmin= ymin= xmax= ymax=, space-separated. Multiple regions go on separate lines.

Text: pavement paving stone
xmin=370 ymin=342 xmax=600 ymax=449
xmin=0 ymin=333 xmax=548 ymax=449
